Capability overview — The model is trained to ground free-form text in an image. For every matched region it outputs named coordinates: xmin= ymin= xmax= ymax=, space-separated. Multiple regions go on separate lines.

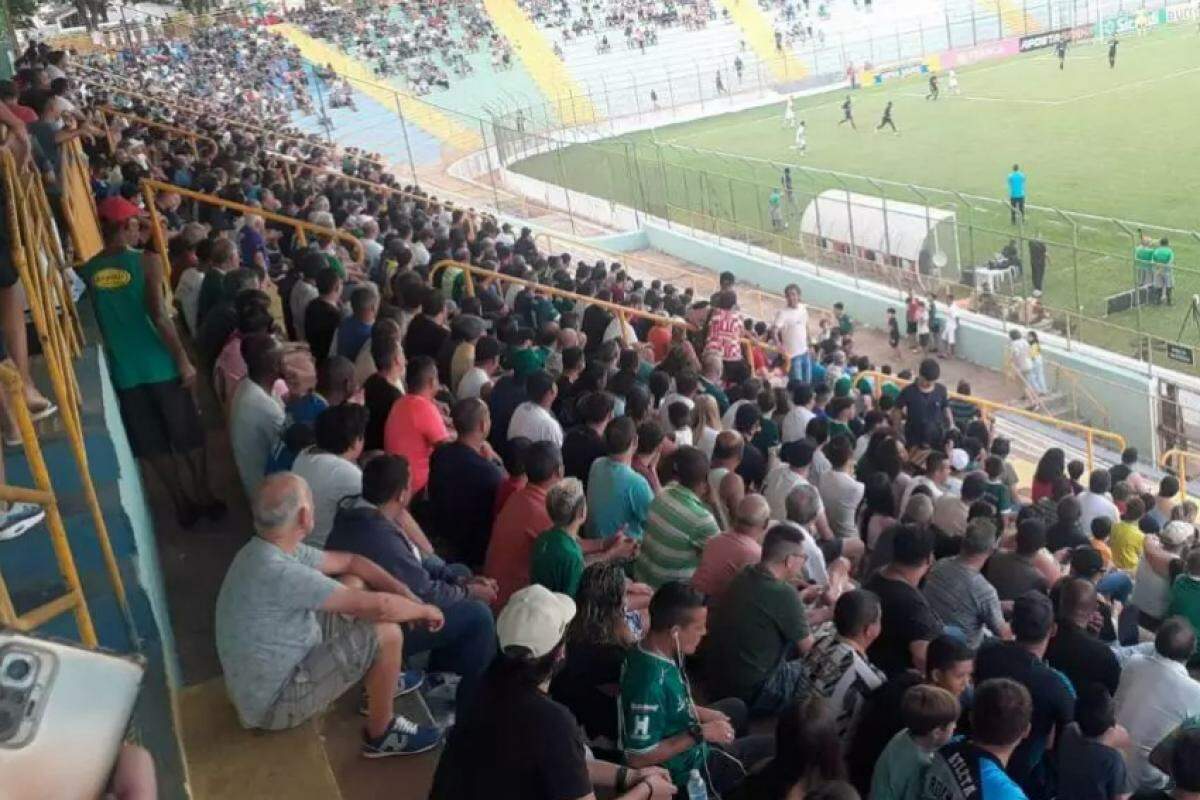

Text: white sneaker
xmin=0 ymin=503 xmax=45 ymax=541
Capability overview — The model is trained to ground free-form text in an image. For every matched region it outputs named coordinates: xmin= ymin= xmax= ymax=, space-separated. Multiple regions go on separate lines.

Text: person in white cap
xmin=431 ymin=584 xmax=677 ymax=799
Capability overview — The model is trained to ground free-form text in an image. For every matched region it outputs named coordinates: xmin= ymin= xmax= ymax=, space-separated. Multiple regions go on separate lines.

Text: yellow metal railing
xmin=139 ymin=179 xmax=366 ymax=285
xmin=1160 ymin=449 xmax=1200 ymax=500
xmin=98 ymin=106 xmax=219 ymax=159
xmin=857 ymin=370 xmax=1125 ymax=472
xmin=60 ymin=138 xmax=104 ymax=263
xmin=0 ymin=148 xmax=134 ymax=647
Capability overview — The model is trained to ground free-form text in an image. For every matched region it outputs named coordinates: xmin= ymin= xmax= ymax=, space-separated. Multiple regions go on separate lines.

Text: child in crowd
xmin=915 ymin=300 xmax=931 ymax=352
xmin=833 ymin=301 xmax=853 ymax=335
xmin=1067 ymin=459 xmax=1086 ymax=495
xmin=666 ymin=401 xmax=693 ymax=446
xmin=983 ymin=455 xmax=1015 ymax=515
xmin=1056 ymin=684 xmax=1130 ymax=800
xmin=1091 ymin=517 xmax=1114 ymax=568
xmin=887 ymin=307 xmax=901 ymax=357
xmin=871 ymin=684 xmax=960 ymax=800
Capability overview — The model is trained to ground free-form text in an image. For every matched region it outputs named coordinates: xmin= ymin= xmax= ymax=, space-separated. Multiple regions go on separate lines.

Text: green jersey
xmin=1154 ymin=246 xmax=1175 ymax=265
xmin=620 ymin=646 xmax=706 ymax=787
xmin=80 ymin=247 xmax=179 ymax=390
xmin=768 ymin=191 xmax=781 ymax=209
xmin=530 ymin=527 xmax=584 ymax=597
xmin=1135 ymin=246 xmax=1155 ymax=268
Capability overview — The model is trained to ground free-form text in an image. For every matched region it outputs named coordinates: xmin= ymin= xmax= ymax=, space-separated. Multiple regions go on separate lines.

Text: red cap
xmin=97 ymin=196 xmax=145 ymax=224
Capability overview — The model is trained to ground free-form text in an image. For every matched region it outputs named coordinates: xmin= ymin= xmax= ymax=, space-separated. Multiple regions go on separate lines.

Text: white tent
xmin=799 ymin=189 xmax=960 ymax=274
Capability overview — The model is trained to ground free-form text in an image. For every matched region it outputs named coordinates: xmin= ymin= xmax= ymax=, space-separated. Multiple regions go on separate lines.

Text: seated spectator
xmin=932 ymin=472 xmax=986 ymax=540
xmin=692 ymin=494 xmax=771 ymax=601
xmin=620 ymin=582 xmax=773 ymax=794
xmin=1115 ymin=616 xmax=1200 ymax=791
xmin=303 ymin=267 xmax=343 ymax=361
xmin=974 ymin=592 xmax=1075 ymax=798
xmin=1110 ymin=497 xmax=1147 ymax=571
xmin=766 ymin=439 xmax=837 ymax=556
xmin=1109 ymin=446 xmax=1151 ymax=494
xmin=457 ymin=334 xmax=500 ymax=400
xmin=403 ymin=287 xmax=449 ymax=362
xmin=293 ymin=404 xmax=366 ymax=548
xmin=707 ymin=430 xmax=747 ymax=530
xmin=229 ymin=333 xmax=285 ymax=499
xmin=334 ymin=283 xmax=378 ymax=360
xmin=864 ymin=524 xmax=940 ymax=678
xmin=587 ymin=416 xmax=655 ymax=540
xmin=383 ymin=356 xmax=448 ymax=497
xmin=562 ymin=391 xmax=615 ymax=485
xmin=870 ymin=685 xmax=960 ymax=800
xmin=1148 ymin=476 xmax=1180 ymax=528
xmin=362 ymin=323 xmax=404 ymax=451
xmin=732 ymin=403 xmax=768 ymax=491
xmin=984 ymin=518 xmax=1051 ymax=601
xmin=427 ymin=398 xmax=504 ymax=567
xmin=632 ymin=419 xmax=667 ymax=495
xmin=1056 ymin=683 xmax=1130 ymax=800
xmin=706 ymin=524 xmax=821 ymax=714
xmin=847 ymin=634 xmax=976 ymax=793
xmin=1048 ymin=495 xmax=1088 ymax=551
xmin=484 ymin=440 xmax=562 ymax=606
xmin=214 ymin=473 xmax=442 ymax=755
xmin=508 ymin=370 xmax=563 ymax=446
xmin=982 ymin=455 xmax=1016 ymax=515
xmin=1091 ymin=517 xmax=1115 ymax=568
xmin=923 ymin=678 xmax=1033 ymax=800
xmin=430 ymin=584 xmax=675 ymax=799
xmin=819 ymin=435 xmax=865 ymax=544
xmin=805 ymin=589 xmax=886 ymax=739
xmin=1133 ymin=519 xmax=1191 ymax=631
xmin=531 ymin=476 xmax=637 ymax=598
xmin=1046 ymin=577 xmax=1121 ymax=696
xmin=635 ymin=446 xmax=721 ymax=588
xmin=1168 ymin=549 xmax=1200 ymax=651
xmin=325 ymin=455 xmax=497 ymax=717
xmin=1078 ymin=469 xmax=1120 ymax=536
xmin=731 ymin=697 xmax=847 ymax=800
xmin=922 ymin=518 xmax=1010 ymax=647
xmin=548 ymin=561 xmax=639 ymax=745
xmin=1032 ymin=448 xmax=1067 ymax=504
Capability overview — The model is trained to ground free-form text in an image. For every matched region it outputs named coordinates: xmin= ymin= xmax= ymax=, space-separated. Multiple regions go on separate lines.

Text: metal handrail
xmin=1160 ymin=449 xmax=1200 ymax=501
xmin=98 ymin=106 xmax=219 ymax=159
xmin=856 ymin=369 xmax=1125 ymax=472
xmin=138 ymin=179 xmax=366 ymax=280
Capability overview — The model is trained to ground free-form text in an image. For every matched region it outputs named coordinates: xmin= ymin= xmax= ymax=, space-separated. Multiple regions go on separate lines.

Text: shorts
xmin=261 ymin=613 xmax=379 ymax=731
xmin=0 ymin=193 xmax=16 ymax=290
xmin=115 ymin=378 xmax=205 ymax=458
xmin=905 ymin=321 xmax=917 ymax=335
xmin=817 ymin=536 xmax=843 ymax=563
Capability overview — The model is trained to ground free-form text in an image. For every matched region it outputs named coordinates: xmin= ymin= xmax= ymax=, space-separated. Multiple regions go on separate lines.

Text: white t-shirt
xmin=230 ymin=380 xmax=285 ymax=499
xmin=603 ymin=316 xmax=638 ymax=344
xmin=457 ymin=367 xmax=491 ymax=400
xmin=292 ymin=449 xmax=362 ymax=549
xmin=659 ymin=393 xmax=695 ymax=426
xmin=175 ymin=267 xmax=205 ymax=334
xmin=508 ymin=402 xmax=564 ymax=446
xmin=722 ymin=399 xmax=752 ymax=431
xmin=773 ymin=305 xmax=809 ymax=358
xmin=764 ymin=465 xmax=825 ymax=522
xmin=289 ymin=280 xmax=318 ymax=340
xmin=1010 ymin=338 xmax=1033 ymax=372
xmin=781 ymin=405 xmax=816 ymax=444
xmin=1077 ymin=491 xmax=1119 ymax=536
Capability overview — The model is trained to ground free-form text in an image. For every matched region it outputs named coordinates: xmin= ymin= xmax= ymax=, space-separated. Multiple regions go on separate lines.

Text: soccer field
xmin=512 ymin=23 xmax=1200 ymax=364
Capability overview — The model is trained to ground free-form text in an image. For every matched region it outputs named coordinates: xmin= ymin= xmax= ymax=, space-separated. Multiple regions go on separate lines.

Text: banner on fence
xmin=1019 ymin=24 xmax=1095 ymax=52
xmin=940 ymin=38 xmax=1019 ymax=69
xmin=1096 ymin=10 xmax=1158 ymax=37
xmin=1160 ymin=2 xmax=1198 ymax=24
xmin=861 ymin=54 xmax=942 ymax=85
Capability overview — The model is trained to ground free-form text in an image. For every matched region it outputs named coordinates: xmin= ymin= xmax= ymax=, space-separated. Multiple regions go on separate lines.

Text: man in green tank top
xmin=80 ymin=197 xmax=223 ymax=527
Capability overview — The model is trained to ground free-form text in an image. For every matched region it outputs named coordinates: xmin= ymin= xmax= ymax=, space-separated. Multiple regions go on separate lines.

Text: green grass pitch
xmin=512 ymin=23 xmax=1200 ymax=366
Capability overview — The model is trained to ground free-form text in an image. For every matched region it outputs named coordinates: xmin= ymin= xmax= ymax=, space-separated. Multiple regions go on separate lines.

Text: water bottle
xmin=687 ymin=768 xmax=708 ymax=800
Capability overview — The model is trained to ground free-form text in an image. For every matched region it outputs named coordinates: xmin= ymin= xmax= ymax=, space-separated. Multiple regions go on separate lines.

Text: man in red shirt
xmin=483 ymin=441 xmax=561 ymax=607
xmin=383 ymin=356 xmax=448 ymax=496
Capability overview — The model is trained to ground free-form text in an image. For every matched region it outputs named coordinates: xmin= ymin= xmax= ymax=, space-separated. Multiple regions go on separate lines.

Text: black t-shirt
xmin=1109 ymin=463 xmax=1132 ymax=485
xmin=974 ymin=640 xmax=1075 ymax=796
xmin=581 ymin=305 xmax=613 ymax=354
xmin=847 ymin=671 xmax=922 ymax=793
xmin=1045 ymin=620 xmax=1121 ymax=696
xmin=864 ymin=573 xmax=941 ymax=678
xmin=362 ymin=373 xmax=402 ymax=452
xmin=549 ymin=642 xmax=627 ymax=742
xmin=1029 ymin=240 xmax=1047 ymax=269
xmin=487 ymin=375 xmax=528 ymax=454
xmin=1046 ymin=520 xmax=1090 ymax=552
xmin=562 ymin=426 xmax=607 ymax=487
xmin=403 ymin=314 xmax=449 ymax=363
xmin=304 ymin=298 xmax=342 ymax=363
xmin=427 ymin=441 xmax=503 ymax=568
xmin=1056 ymin=723 xmax=1129 ymax=800
xmin=736 ymin=441 xmax=768 ymax=492
xmin=430 ymin=673 xmax=593 ymax=800
xmin=897 ymin=382 xmax=949 ymax=448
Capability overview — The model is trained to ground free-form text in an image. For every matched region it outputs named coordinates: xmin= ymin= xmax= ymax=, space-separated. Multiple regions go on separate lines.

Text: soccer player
xmin=874 ymin=101 xmax=898 ymax=134
xmin=1056 ymin=37 xmax=1067 ymax=69
xmin=1108 ymin=36 xmax=1118 ymax=68
xmin=838 ymin=95 xmax=856 ymax=129
xmin=947 ymin=69 xmax=960 ymax=95
xmin=1007 ymin=164 xmax=1026 ymax=224
xmin=783 ymin=95 xmax=796 ymax=127
xmin=791 ymin=121 xmax=807 ymax=155
xmin=926 ymin=74 xmax=939 ymax=100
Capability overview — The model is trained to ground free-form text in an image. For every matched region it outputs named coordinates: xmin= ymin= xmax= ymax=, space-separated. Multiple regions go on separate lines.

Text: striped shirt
xmin=635 ymin=483 xmax=721 ymax=588
xmin=922 ymin=557 xmax=1005 ymax=648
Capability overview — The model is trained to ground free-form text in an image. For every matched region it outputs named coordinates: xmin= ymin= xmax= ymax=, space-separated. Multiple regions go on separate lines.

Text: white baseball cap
xmin=496 ymin=584 xmax=577 ymax=658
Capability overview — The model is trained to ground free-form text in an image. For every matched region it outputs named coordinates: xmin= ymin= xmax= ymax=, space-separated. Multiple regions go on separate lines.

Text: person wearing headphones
xmin=620 ymin=582 xmax=775 ymax=795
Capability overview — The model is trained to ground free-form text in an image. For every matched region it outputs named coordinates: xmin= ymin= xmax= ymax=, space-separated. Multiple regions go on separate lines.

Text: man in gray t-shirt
xmin=923 ymin=518 xmax=1011 ymax=647
xmin=214 ymin=473 xmax=445 ymax=757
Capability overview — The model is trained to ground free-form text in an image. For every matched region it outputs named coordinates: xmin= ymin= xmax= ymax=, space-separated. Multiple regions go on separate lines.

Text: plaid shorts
xmin=261 ymin=613 xmax=379 ymax=731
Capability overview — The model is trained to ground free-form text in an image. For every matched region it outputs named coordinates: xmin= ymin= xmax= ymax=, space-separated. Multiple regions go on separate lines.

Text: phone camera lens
xmin=4 ymin=659 xmax=29 ymax=682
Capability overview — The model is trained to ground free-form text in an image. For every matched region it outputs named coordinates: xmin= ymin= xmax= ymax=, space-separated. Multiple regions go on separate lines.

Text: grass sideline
xmin=511 ymin=23 xmax=1200 ymax=369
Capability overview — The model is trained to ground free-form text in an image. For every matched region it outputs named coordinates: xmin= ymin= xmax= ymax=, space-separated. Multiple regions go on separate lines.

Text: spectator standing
xmin=635 ymin=446 xmax=721 ymax=588
xmin=1078 ymin=470 xmax=1120 ymax=537
xmin=819 ymin=436 xmax=865 ymax=543
xmin=427 ymin=398 xmax=504 ymax=567
xmin=706 ymin=290 xmax=745 ymax=380
xmin=774 ymin=284 xmax=811 ymax=383
xmin=895 ymin=359 xmax=951 ymax=450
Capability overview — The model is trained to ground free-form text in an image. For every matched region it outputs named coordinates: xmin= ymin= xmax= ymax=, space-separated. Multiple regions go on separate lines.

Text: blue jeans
xmin=404 ymin=598 xmax=496 ymax=717
xmin=1097 ymin=570 xmax=1133 ymax=605
xmin=789 ymin=353 xmax=812 ymax=384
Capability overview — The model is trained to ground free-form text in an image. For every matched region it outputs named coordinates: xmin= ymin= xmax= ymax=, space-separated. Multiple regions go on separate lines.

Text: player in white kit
xmin=947 ymin=69 xmax=960 ymax=95
xmin=783 ymin=96 xmax=796 ymax=127
xmin=792 ymin=120 xmax=807 ymax=154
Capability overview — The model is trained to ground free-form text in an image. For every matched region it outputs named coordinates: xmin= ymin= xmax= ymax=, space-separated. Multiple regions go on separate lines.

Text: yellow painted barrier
xmin=711 ymin=0 xmax=797 ymax=80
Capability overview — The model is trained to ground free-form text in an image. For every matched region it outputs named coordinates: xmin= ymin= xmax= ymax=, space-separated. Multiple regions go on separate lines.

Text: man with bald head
xmin=692 ymin=493 xmax=770 ymax=601
xmin=215 ymin=473 xmax=445 ymax=757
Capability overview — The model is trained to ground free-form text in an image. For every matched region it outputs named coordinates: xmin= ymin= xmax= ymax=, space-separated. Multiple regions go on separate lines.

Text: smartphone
xmin=0 ymin=630 xmax=144 ymax=800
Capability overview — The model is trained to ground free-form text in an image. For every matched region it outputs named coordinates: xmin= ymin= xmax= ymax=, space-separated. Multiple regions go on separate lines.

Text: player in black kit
xmin=926 ymin=74 xmax=939 ymax=100
xmin=1108 ymin=36 xmax=1118 ymax=68
xmin=875 ymin=101 xmax=898 ymax=134
xmin=838 ymin=96 xmax=856 ymax=129
xmin=1056 ymin=38 xmax=1067 ymax=69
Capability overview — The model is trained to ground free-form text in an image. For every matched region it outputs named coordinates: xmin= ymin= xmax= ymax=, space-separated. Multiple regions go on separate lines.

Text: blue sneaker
xmin=361 ymin=715 xmax=442 ymax=758
xmin=358 ymin=669 xmax=425 ymax=715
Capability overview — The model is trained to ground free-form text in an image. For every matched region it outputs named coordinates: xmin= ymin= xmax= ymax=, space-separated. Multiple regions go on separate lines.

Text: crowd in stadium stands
xmin=292 ymin=5 xmax=512 ymax=91
xmin=522 ymin=0 xmax=717 ymax=54
xmin=15 ymin=25 xmax=1200 ymax=800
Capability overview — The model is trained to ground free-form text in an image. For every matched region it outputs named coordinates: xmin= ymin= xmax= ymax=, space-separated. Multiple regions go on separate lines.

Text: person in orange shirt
xmin=383 ymin=356 xmax=449 ymax=497
xmin=484 ymin=441 xmax=562 ymax=608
